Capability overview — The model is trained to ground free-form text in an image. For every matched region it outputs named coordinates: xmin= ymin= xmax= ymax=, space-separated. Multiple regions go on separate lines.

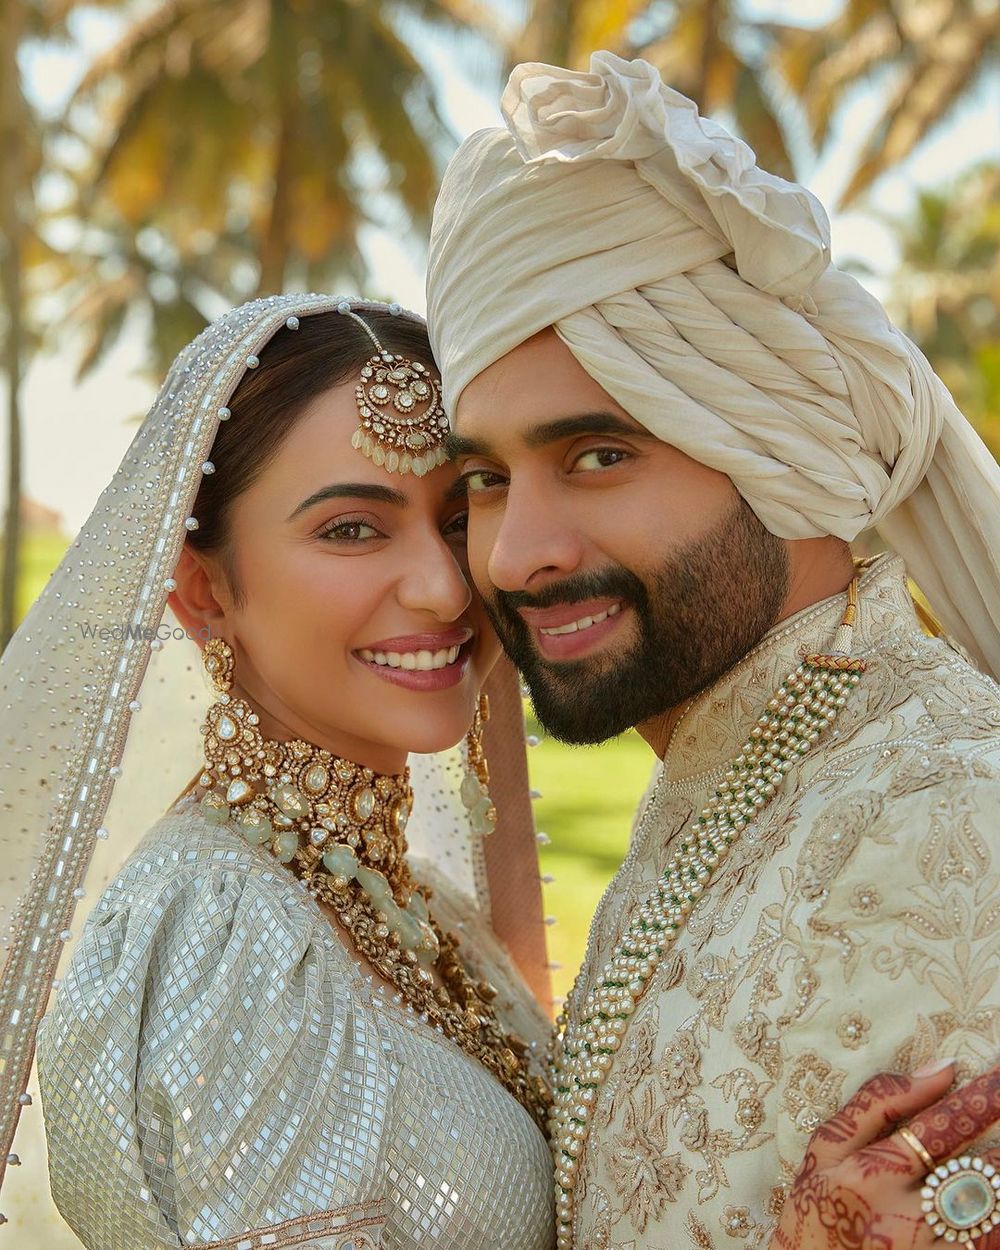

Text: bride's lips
xmin=353 ymin=628 xmax=474 ymax=691
xmin=518 ymin=598 xmax=627 ymax=661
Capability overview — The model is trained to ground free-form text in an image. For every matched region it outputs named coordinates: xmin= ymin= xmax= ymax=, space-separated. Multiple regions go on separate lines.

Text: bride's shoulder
xmin=83 ymin=794 xmax=332 ymax=954
xmin=113 ymin=793 xmax=307 ymax=896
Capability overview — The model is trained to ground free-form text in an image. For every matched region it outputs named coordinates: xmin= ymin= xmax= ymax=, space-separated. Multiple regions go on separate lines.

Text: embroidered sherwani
xmin=573 ymin=554 xmax=1000 ymax=1249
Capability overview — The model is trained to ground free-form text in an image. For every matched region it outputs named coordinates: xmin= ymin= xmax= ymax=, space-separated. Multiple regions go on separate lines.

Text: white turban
xmin=426 ymin=51 xmax=1000 ymax=678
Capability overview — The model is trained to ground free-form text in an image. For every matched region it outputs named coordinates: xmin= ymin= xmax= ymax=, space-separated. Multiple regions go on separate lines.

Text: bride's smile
xmin=355 ymin=625 xmax=475 ymax=688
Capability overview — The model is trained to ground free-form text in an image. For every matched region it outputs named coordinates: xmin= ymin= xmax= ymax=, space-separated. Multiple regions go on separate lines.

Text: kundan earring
xmin=461 ymin=693 xmax=497 ymax=835
xmin=203 ymin=636 xmax=235 ymax=694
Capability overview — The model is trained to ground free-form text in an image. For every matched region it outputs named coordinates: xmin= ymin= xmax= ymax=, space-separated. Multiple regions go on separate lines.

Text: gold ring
xmin=898 ymin=1125 xmax=936 ymax=1171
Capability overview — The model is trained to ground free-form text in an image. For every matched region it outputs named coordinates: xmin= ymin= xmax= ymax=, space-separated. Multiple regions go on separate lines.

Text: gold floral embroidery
xmin=734 ymin=1097 xmax=764 ymax=1134
xmin=659 ymin=1031 xmax=701 ymax=1102
xmin=796 ymin=791 xmax=886 ymax=901
xmin=685 ymin=1213 xmax=716 ymax=1249
xmin=781 ymin=1051 xmax=847 ymax=1133
xmin=609 ymin=1084 xmax=690 ymax=1232
xmin=836 ymin=1012 xmax=871 ymax=1050
xmin=598 ymin=1010 xmax=657 ymax=1131
xmin=578 ymin=1185 xmax=612 ymax=1250
xmin=850 ymin=884 xmax=881 ymax=916
xmin=914 ymin=789 xmax=990 ymax=887
xmin=721 ymin=1206 xmax=753 ymax=1238
xmin=733 ymin=1012 xmax=779 ymax=1079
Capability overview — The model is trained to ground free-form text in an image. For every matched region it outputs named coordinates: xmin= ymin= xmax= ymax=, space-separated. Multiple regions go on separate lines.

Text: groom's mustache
xmin=488 ymin=565 xmax=648 ymax=620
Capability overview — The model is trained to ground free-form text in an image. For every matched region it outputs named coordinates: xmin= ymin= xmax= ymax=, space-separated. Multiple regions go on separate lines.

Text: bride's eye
xmin=442 ymin=510 xmax=469 ymax=541
xmin=317 ymin=518 xmax=383 ymax=543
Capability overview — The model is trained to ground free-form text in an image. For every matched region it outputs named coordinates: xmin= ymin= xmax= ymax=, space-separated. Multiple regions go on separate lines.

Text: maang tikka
xmin=337 ymin=300 xmax=449 ymax=476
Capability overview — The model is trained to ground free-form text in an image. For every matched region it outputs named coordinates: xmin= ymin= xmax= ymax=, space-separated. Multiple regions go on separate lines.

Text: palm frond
xmin=838 ymin=11 xmax=998 ymax=208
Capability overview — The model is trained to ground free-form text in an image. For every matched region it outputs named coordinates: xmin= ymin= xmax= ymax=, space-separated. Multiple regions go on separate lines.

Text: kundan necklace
xmin=196 ymin=638 xmax=551 ymax=1133
xmin=547 ymin=578 xmax=867 ymax=1248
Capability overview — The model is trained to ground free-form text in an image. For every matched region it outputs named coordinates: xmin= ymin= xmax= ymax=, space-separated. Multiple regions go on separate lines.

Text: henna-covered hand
xmin=769 ymin=1061 xmax=1000 ymax=1250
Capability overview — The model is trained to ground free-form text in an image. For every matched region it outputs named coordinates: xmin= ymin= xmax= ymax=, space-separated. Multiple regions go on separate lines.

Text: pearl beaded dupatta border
xmin=0 ymin=294 xmax=542 ymax=1216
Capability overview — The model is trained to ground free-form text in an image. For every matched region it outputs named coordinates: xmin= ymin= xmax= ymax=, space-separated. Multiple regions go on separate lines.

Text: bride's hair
xmin=187 ymin=306 xmax=434 ymax=600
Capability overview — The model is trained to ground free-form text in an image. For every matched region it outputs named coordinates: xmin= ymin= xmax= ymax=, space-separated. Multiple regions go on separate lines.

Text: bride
xmin=0 ymin=295 xmax=555 ymax=1249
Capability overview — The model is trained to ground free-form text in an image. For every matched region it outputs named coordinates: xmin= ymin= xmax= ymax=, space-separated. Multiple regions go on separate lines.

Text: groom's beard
xmin=483 ymin=499 xmax=790 ymax=744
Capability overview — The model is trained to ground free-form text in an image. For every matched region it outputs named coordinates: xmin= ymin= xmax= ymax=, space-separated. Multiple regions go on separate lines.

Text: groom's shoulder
xmin=840 ymin=626 xmax=1000 ymax=793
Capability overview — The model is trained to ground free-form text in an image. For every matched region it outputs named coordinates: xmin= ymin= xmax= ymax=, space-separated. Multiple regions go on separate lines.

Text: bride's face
xmin=187 ymin=375 xmax=499 ymax=774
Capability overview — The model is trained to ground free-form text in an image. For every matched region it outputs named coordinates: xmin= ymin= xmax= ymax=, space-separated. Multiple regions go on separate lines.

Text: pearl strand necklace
xmin=548 ymin=583 xmax=866 ymax=1248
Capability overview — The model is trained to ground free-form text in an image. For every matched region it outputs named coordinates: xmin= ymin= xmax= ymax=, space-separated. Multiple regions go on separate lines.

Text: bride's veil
xmin=0 ymin=294 xmax=548 ymax=1241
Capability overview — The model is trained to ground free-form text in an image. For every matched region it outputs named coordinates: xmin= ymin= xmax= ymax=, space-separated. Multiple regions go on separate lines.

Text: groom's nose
xmin=482 ymin=477 xmax=585 ymax=594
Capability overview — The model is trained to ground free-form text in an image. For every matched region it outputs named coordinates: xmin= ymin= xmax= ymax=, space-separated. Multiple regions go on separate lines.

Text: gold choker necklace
xmin=196 ymin=640 xmax=551 ymax=1132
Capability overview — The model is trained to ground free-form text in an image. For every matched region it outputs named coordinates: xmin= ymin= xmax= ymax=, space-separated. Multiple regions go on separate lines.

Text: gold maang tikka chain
xmin=196 ymin=639 xmax=551 ymax=1132
xmin=547 ymin=580 xmax=867 ymax=1249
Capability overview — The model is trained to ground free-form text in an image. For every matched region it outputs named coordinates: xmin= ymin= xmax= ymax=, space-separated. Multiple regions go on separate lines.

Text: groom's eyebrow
xmin=523 ymin=412 xmax=648 ymax=446
xmin=445 ymin=411 xmax=650 ymax=459
xmin=288 ymin=483 xmax=408 ymax=519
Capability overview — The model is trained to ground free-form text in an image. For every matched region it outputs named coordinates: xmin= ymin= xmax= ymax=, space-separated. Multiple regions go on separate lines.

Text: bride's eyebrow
xmin=287 ymin=482 xmax=409 ymax=520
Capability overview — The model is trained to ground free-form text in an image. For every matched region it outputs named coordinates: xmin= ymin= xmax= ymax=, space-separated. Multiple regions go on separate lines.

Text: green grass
xmin=525 ymin=714 xmax=656 ymax=1006
xmin=13 ymin=529 xmax=68 ymax=623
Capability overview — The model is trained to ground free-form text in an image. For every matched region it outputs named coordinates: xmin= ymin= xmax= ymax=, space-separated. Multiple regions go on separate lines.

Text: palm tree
xmin=884 ymin=162 xmax=1000 ymax=450
xmin=775 ymin=0 xmax=1000 ymax=208
xmin=517 ymin=0 xmax=998 ymax=199
xmin=0 ymin=1 xmax=43 ymax=649
xmin=63 ymin=0 xmax=499 ymax=329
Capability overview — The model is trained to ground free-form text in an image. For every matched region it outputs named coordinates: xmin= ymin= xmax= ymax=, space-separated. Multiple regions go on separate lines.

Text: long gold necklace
xmin=548 ymin=581 xmax=866 ymax=1248
xmin=196 ymin=639 xmax=551 ymax=1133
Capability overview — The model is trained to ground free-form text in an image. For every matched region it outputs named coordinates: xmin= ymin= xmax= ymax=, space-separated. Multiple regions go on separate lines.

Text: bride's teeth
xmin=363 ymin=641 xmax=466 ymax=670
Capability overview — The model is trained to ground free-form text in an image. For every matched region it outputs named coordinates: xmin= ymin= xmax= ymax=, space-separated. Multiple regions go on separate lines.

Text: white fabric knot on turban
xmin=503 ymin=54 xmax=831 ymax=299
xmin=427 ymin=51 xmax=1000 ymax=677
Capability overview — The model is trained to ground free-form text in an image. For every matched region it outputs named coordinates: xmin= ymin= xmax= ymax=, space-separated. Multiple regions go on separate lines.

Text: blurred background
xmin=2 ymin=0 xmax=998 ymax=1007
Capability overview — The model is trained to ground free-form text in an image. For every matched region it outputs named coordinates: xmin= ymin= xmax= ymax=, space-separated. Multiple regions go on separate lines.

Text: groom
xmin=426 ymin=52 xmax=1000 ymax=1249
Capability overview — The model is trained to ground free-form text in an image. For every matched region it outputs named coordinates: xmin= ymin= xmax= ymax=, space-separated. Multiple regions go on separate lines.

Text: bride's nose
xmin=396 ymin=531 xmax=473 ymax=622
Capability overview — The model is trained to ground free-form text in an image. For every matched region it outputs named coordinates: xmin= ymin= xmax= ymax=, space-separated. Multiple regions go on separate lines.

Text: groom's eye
xmin=572 ymin=447 xmax=631 ymax=471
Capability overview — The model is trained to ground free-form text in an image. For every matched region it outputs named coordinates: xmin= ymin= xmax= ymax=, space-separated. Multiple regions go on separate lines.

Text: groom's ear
xmin=167 ymin=545 xmax=231 ymax=649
